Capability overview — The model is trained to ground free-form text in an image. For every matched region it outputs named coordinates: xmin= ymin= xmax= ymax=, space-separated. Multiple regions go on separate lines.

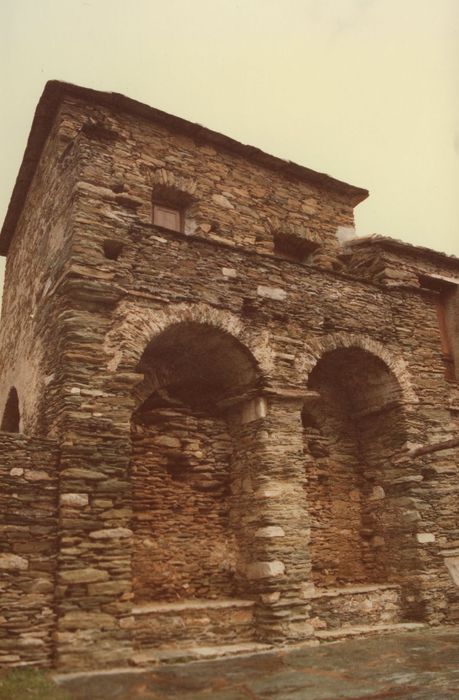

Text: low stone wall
xmin=310 ymin=584 xmax=402 ymax=631
xmin=131 ymin=401 xmax=236 ymax=603
xmin=133 ymin=599 xmax=255 ymax=652
xmin=0 ymin=433 xmax=59 ymax=667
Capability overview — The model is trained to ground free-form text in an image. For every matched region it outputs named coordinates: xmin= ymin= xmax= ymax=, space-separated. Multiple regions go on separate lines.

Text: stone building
xmin=0 ymin=81 xmax=458 ymax=670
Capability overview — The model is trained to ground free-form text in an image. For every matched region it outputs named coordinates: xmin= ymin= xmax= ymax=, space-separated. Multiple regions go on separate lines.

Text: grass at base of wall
xmin=0 ymin=668 xmax=72 ymax=700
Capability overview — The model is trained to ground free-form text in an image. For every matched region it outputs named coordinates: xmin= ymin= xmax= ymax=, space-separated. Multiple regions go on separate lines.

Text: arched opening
xmin=130 ymin=322 xmax=262 ymax=652
xmin=1 ymin=387 xmax=20 ymax=433
xmin=303 ymin=348 xmax=407 ymax=589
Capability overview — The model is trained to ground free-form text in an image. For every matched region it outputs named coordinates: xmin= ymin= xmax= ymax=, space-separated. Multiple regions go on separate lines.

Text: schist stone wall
xmin=0 ymin=435 xmax=59 ymax=666
xmin=131 ymin=401 xmax=236 ymax=602
xmin=0 ymin=81 xmax=458 ymax=670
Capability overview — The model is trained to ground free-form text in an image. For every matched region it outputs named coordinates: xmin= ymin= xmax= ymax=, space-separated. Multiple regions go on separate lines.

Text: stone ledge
xmin=310 ymin=583 xmax=401 ymax=599
xmin=133 ymin=599 xmax=255 ymax=615
xmin=315 ymin=622 xmax=426 ymax=641
xmin=131 ymin=642 xmax=272 ymax=666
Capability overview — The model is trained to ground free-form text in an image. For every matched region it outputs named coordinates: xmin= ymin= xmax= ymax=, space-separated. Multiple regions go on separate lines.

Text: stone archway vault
xmin=104 ymin=301 xmax=275 ymax=378
xmin=297 ymin=332 xmax=418 ymax=408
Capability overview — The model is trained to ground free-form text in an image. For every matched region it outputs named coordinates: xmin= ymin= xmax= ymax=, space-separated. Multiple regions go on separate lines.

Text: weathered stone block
xmin=24 ymin=470 xmax=52 ymax=481
xmin=87 ymin=580 xmax=129 ymax=595
xmin=89 ymin=528 xmax=133 ymax=539
xmin=416 ymin=533 xmax=436 ymax=544
xmin=444 ymin=557 xmax=459 ymax=586
xmin=257 ymin=285 xmax=287 ymax=301
xmin=246 ymin=561 xmax=285 ymax=579
xmin=212 ymin=194 xmax=234 ymax=209
xmin=59 ymin=612 xmax=117 ymax=630
xmin=61 ymin=468 xmax=105 ymax=481
xmin=255 ymin=526 xmax=285 ymax=538
xmin=60 ymin=493 xmax=89 ymax=507
xmin=0 ymin=553 xmax=28 ymax=571
xmin=59 ymin=568 xmax=109 ymax=584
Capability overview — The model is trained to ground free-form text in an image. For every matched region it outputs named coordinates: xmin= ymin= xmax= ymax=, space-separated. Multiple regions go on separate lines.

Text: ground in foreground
xmin=55 ymin=626 xmax=459 ymax=699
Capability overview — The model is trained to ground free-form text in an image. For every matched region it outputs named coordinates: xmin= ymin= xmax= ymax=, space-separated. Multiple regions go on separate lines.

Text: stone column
xmin=226 ymin=388 xmax=315 ymax=645
xmin=54 ymin=370 xmax=142 ymax=670
xmin=397 ymin=407 xmax=459 ymax=625
xmin=0 ymin=435 xmax=59 ymax=668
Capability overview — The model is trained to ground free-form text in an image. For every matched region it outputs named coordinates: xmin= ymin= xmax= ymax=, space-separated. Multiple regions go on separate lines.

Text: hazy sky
xmin=1 ymin=0 xmax=458 ymax=295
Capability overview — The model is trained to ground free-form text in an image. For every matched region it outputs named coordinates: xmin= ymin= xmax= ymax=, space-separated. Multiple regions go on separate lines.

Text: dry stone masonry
xmin=0 ymin=81 xmax=458 ymax=670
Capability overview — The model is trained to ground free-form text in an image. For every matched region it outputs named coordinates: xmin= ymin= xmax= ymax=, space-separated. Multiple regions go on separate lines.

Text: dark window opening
xmin=81 ymin=119 xmax=117 ymax=142
xmin=103 ymin=239 xmax=124 ymax=261
xmin=301 ymin=409 xmax=319 ymax=431
xmin=241 ymin=297 xmax=258 ymax=319
xmin=302 ymin=408 xmax=329 ymax=459
xmin=165 ymin=452 xmax=190 ymax=481
xmin=1 ymin=387 xmax=20 ymax=433
xmin=418 ymin=274 xmax=456 ymax=293
xmin=273 ymin=231 xmax=320 ymax=263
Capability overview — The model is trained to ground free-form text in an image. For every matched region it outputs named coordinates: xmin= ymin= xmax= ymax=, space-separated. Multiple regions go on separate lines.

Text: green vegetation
xmin=0 ymin=668 xmax=71 ymax=700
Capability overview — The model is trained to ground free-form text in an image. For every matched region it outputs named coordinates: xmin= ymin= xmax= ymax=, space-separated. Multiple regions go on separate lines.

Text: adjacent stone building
xmin=0 ymin=81 xmax=458 ymax=670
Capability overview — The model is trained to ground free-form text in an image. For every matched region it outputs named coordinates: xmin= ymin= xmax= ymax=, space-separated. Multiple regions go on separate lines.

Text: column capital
xmin=218 ymin=386 xmax=321 ymax=410
xmin=263 ymin=387 xmax=320 ymax=404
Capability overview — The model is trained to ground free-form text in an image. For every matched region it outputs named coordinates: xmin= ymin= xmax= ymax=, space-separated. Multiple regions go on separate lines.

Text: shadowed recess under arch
xmin=303 ymin=346 xmax=410 ymax=589
xmin=1 ymin=387 xmax=20 ymax=433
xmin=134 ymin=321 xmax=263 ymax=411
xmin=130 ymin=321 xmax=263 ymax=606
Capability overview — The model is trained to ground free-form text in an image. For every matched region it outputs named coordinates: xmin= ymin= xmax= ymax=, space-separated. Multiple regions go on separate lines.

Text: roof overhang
xmin=345 ymin=234 xmax=459 ymax=269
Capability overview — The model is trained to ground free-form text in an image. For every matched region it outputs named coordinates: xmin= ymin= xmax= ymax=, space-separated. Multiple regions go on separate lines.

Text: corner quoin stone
xmin=246 ymin=561 xmax=286 ymax=579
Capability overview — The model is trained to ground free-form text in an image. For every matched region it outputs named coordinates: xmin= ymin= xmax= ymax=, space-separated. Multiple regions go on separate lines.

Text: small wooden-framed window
xmin=152 ymin=203 xmax=182 ymax=232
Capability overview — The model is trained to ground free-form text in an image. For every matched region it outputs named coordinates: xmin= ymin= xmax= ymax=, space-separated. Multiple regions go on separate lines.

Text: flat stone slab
xmin=56 ymin=625 xmax=459 ymax=699
xmin=131 ymin=642 xmax=271 ymax=666
xmin=133 ymin=598 xmax=255 ymax=614
xmin=315 ymin=621 xmax=426 ymax=640
xmin=310 ymin=583 xmax=401 ymax=598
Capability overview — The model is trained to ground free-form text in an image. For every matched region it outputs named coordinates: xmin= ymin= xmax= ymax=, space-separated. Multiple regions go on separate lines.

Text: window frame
xmin=152 ymin=202 xmax=183 ymax=233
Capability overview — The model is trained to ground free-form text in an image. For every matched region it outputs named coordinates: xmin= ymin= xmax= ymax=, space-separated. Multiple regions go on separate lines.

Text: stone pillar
xmin=54 ymin=371 xmax=142 ymax=670
xmin=380 ymin=406 xmax=458 ymax=624
xmin=227 ymin=388 xmax=315 ymax=645
xmin=390 ymin=407 xmax=459 ymax=625
xmin=0 ymin=435 xmax=59 ymax=668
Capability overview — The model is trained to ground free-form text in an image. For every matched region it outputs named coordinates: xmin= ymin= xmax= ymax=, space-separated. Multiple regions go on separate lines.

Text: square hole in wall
xmin=103 ymin=239 xmax=124 ymax=260
xmin=273 ymin=231 xmax=320 ymax=263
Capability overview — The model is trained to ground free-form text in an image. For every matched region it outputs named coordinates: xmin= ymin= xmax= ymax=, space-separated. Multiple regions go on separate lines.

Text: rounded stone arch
xmin=104 ymin=300 xmax=275 ymax=379
xmin=125 ymin=304 xmax=271 ymax=608
xmin=132 ymin=322 xmax=264 ymax=412
xmin=300 ymin=332 xmax=420 ymax=590
xmin=298 ymin=332 xmax=418 ymax=407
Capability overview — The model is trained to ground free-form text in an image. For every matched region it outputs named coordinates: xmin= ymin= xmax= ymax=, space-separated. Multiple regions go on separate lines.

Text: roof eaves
xmin=345 ymin=234 xmax=459 ymax=268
